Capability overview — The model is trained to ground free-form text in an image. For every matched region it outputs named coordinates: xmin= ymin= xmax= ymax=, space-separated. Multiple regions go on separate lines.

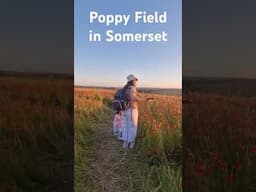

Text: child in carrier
xmin=113 ymin=110 xmax=122 ymax=139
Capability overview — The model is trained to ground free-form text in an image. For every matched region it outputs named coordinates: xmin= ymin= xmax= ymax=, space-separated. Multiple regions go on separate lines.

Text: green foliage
xmin=75 ymin=118 xmax=97 ymax=192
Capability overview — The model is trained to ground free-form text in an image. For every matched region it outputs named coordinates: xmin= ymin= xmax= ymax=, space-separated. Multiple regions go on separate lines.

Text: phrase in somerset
xmin=89 ymin=11 xmax=168 ymax=42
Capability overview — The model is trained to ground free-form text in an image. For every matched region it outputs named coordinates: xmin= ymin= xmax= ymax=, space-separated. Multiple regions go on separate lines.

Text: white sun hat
xmin=127 ymin=74 xmax=138 ymax=82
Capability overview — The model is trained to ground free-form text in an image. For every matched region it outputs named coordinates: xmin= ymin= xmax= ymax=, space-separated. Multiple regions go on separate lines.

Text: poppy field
xmin=0 ymin=76 xmax=73 ymax=191
xmin=74 ymin=87 xmax=182 ymax=192
xmin=183 ymin=92 xmax=256 ymax=192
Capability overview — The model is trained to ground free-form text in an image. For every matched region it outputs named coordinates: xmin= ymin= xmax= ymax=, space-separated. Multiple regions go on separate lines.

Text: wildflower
xmin=218 ymin=160 xmax=227 ymax=171
xmin=233 ymin=162 xmax=241 ymax=171
xmin=195 ymin=161 xmax=206 ymax=176
xmin=195 ymin=164 xmax=206 ymax=175
xmin=208 ymin=152 xmax=219 ymax=162
xmin=225 ymin=174 xmax=234 ymax=185
xmin=250 ymin=146 xmax=256 ymax=153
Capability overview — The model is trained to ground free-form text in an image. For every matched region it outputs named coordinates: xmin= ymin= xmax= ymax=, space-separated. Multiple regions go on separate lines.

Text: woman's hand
xmin=146 ymin=97 xmax=154 ymax=101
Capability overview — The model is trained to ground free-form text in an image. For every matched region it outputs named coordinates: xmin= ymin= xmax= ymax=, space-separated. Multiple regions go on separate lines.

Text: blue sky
xmin=75 ymin=0 xmax=181 ymax=88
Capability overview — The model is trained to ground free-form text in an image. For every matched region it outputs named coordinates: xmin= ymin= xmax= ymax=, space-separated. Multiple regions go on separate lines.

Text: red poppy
xmin=233 ymin=162 xmax=241 ymax=171
xmin=195 ymin=161 xmax=206 ymax=176
xmin=250 ymin=146 xmax=256 ymax=153
xmin=225 ymin=174 xmax=234 ymax=185
xmin=218 ymin=161 xmax=227 ymax=171
xmin=195 ymin=164 xmax=206 ymax=175
xmin=209 ymin=152 xmax=219 ymax=161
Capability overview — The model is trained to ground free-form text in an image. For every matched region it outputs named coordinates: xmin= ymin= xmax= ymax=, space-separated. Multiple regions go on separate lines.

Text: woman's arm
xmin=130 ymin=87 xmax=154 ymax=102
xmin=130 ymin=86 xmax=140 ymax=101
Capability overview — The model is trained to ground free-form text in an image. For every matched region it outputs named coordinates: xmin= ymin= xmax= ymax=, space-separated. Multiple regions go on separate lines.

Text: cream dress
xmin=121 ymin=86 xmax=139 ymax=145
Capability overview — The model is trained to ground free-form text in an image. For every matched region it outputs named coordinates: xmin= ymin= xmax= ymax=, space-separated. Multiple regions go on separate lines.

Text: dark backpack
xmin=113 ymin=84 xmax=131 ymax=111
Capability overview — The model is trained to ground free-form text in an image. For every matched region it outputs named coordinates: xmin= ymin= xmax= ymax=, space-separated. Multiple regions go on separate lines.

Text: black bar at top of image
xmin=0 ymin=1 xmax=74 ymax=192
xmin=183 ymin=0 xmax=256 ymax=192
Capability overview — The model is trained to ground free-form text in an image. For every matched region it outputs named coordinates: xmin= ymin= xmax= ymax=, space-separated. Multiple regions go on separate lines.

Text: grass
xmin=74 ymin=87 xmax=182 ymax=192
xmin=0 ymin=77 xmax=181 ymax=191
xmin=74 ymin=117 xmax=96 ymax=191
xmin=183 ymin=92 xmax=256 ymax=192
xmin=0 ymin=76 xmax=73 ymax=191
xmin=75 ymin=88 xmax=114 ymax=191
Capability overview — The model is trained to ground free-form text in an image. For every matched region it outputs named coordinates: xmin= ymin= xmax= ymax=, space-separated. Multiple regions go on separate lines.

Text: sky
xmin=0 ymin=0 xmax=73 ymax=74
xmin=183 ymin=0 xmax=256 ymax=78
xmin=75 ymin=0 xmax=182 ymax=88
xmin=1 ymin=1 xmax=255 ymax=80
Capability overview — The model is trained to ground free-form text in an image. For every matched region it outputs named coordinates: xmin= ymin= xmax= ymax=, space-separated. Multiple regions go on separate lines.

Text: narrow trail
xmin=87 ymin=117 xmax=144 ymax=192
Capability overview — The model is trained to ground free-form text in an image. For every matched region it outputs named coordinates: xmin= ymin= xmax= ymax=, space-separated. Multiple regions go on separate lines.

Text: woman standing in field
xmin=122 ymin=74 xmax=140 ymax=149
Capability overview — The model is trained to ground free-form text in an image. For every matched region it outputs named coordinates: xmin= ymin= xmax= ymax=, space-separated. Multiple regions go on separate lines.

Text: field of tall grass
xmin=74 ymin=87 xmax=182 ymax=192
xmin=74 ymin=88 xmax=114 ymax=191
xmin=183 ymin=92 xmax=256 ymax=192
xmin=0 ymin=76 xmax=73 ymax=191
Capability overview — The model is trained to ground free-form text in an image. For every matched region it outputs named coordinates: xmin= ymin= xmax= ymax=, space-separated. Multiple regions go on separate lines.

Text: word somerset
xmin=89 ymin=11 xmax=168 ymax=42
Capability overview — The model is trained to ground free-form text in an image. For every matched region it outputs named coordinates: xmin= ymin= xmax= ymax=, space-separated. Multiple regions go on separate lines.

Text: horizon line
xmin=183 ymin=75 xmax=256 ymax=80
xmin=75 ymin=84 xmax=182 ymax=89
